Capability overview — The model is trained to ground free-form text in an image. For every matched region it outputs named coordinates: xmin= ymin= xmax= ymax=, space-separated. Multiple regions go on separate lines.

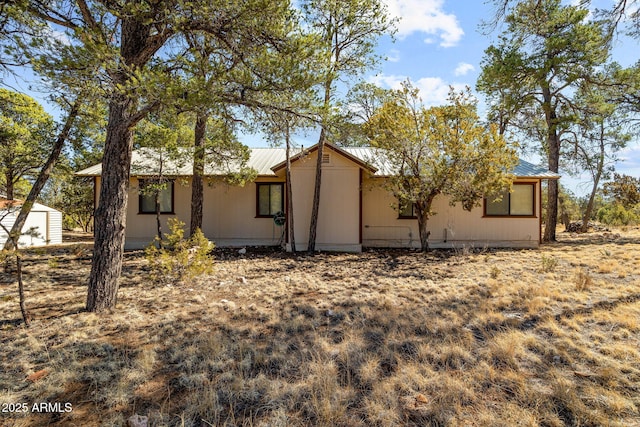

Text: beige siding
xmin=362 ymin=177 xmax=541 ymax=248
xmin=117 ymin=176 xmax=286 ymax=249
xmin=124 ymin=178 xmax=192 ymax=249
xmin=288 ymin=150 xmax=361 ymax=251
xmin=201 ymin=177 xmax=285 ymax=247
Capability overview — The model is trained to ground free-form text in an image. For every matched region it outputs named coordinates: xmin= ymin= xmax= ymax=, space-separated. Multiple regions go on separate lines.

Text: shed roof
xmin=0 ymin=196 xmax=61 ymax=213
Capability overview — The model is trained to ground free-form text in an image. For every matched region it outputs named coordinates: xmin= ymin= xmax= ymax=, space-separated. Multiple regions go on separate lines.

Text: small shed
xmin=0 ymin=197 xmax=63 ymax=248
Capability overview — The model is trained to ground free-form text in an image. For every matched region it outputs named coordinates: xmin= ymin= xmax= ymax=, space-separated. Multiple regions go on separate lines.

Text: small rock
xmin=237 ymin=276 xmax=247 ymax=284
xmin=248 ymin=303 xmax=257 ymax=311
xmin=415 ymin=394 xmax=428 ymax=404
xmin=238 ymin=248 xmax=247 ymax=254
xmin=127 ymin=414 xmax=148 ymax=427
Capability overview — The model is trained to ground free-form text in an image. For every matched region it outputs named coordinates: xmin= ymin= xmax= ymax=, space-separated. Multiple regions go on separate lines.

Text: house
xmin=76 ymin=143 xmax=560 ymax=251
xmin=0 ymin=197 xmax=63 ymax=248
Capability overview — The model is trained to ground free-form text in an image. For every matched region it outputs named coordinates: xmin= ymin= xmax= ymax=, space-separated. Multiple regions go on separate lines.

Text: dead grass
xmin=1 ymin=228 xmax=639 ymax=426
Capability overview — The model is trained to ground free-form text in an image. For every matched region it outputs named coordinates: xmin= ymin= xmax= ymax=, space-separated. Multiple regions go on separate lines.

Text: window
xmin=139 ymin=179 xmax=174 ymax=214
xmin=398 ymin=201 xmax=416 ymax=219
xmin=485 ymin=183 xmax=535 ymax=217
xmin=256 ymin=183 xmax=284 ymax=217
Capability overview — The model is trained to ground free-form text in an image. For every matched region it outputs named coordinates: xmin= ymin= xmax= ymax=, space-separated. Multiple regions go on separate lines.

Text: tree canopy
xmin=367 ymin=82 xmax=518 ymax=251
xmin=0 ymin=88 xmax=54 ymax=200
xmin=477 ymin=0 xmax=610 ymax=241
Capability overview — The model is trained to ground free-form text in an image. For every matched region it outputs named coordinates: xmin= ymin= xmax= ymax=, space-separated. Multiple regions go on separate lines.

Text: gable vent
xmin=322 ymin=153 xmax=331 ymax=164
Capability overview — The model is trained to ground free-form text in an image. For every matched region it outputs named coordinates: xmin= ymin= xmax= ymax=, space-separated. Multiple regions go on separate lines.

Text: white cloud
xmin=368 ymin=73 xmax=468 ymax=106
xmin=383 ymin=0 xmax=464 ymax=47
xmin=454 ymin=62 xmax=475 ymax=76
xmin=387 ymin=49 xmax=401 ymax=62
xmin=46 ymin=25 xmax=71 ymax=46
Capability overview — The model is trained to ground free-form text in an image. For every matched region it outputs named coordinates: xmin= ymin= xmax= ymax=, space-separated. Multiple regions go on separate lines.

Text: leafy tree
xmin=301 ymin=0 xmax=395 ymax=252
xmin=367 ymin=83 xmax=518 ymax=251
xmin=477 ymin=0 xmax=609 ymax=241
xmin=565 ymin=77 xmax=631 ymax=232
xmin=603 ymin=173 xmax=640 ymax=208
xmin=332 ymin=82 xmax=395 ymax=147
xmin=0 ymin=88 xmax=55 ymax=200
xmin=486 ymin=0 xmax=639 ymax=39
xmin=22 ymin=0 xmax=300 ymax=312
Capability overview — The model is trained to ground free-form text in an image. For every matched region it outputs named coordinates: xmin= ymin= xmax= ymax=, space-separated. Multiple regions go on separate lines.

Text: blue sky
xmin=5 ymin=0 xmax=639 ymax=197
xmin=361 ymin=0 xmax=639 ymax=197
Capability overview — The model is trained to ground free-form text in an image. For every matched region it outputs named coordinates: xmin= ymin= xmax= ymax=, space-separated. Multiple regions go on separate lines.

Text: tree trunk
xmin=542 ymin=86 xmax=559 ymax=242
xmin=3 ymin=102 xmax=79 ymax=251
xmin=86 ymin=94 xmax=135 ymax=312
xmin=155 ymin=191 xmax=163 ymax=246
xmin=581 ymin=133 xmax=606 ymax=233
xmin=307 ymin=127 xmax=325 ymax=253
xmin=86 ymin=13 xmax=164 ymax=312
xmin=285 ymin=124 xmax=295 ymax=253
xmin=417 ymin=213 xmax=431 ymax=252
xmin=415 ymin=197 xmax=435 ymax=252
xmin=307 ymin=80 xmax=333 ymax=254
xmin=190 ymin=112 xmax=207 ymax=236
xmin=5 ymin=169 xmax=14 ymax=200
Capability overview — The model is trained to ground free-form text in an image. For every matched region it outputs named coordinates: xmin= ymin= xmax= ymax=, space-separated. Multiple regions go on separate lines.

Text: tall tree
xmin=477 ymin=0 xmax=609 ymax=241
xmin=566 ymin=76 xmax=631 ymax=232
xmin=0 ymin=89 xmax=55 ymax=200
xmin=367 ymin=83 xmax=518 ymax=251
xmin=301 ymin=0 xmax=395 ymax=252
xmin=486 ymin=0 xmax=639 ymax=38
xmin=24 ymin=0 xmax=297 ymax=312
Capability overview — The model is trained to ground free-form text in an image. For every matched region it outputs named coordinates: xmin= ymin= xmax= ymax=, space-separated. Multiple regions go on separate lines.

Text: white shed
xmin=0 ymin=197 xmax=63 ymax=248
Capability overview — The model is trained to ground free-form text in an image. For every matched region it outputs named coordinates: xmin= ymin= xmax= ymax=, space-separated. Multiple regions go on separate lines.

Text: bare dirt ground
xmin=1 ymin=228 xmax=639 ymax=426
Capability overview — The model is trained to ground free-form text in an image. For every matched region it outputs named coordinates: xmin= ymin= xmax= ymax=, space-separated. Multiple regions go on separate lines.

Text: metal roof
xmin=76 ymin=145 xmax=560 ymax=179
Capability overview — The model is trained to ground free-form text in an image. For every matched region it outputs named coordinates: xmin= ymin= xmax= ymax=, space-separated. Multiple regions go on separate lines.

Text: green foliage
xmin=367 ymin=82 xmax=518 ymax=251
xmin=145 ymin=218 xmax=215 ymax=285
xmin=603 ymin=174 xmax=640 ymax=209
xmin=596 ymin=203 xmax=640 ymax=226
xmin=0 ymin=88 xmax=55 ymax=199
xmin=540 ymin=255 xmax=558 ymax=273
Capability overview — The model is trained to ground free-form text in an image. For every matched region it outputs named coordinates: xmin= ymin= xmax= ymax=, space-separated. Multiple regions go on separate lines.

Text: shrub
xmin=540 ymin=255 xmax=558 ymax=273
xmin=145 ymin=218 xmax=215 ymax=285
xmin=574 ymin=269 xmax=592 ymax=291
xmin=596 ymin=203 xmax=640 ymax=226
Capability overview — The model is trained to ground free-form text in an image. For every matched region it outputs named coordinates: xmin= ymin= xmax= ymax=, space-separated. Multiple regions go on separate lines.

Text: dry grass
xmin=1 ymin=228 xmax=640 ymax=426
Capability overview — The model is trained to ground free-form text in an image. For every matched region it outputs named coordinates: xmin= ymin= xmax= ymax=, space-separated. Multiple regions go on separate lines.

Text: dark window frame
xmin=138 ymin=178 xmax=175 ymax=215
xmin=398 ymin=201 xmax=417 ymax=219
xmin=256 ymin=182 xmax=284 ymax=218
xmin=483 ymin=182 xmax=536 ymax=218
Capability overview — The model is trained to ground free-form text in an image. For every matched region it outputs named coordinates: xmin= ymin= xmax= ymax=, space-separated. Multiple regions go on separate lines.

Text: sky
xmin=360 ymin=0 xmax=639 ymax=197
xmin=4 ymin=0 xmax=639 ymax=197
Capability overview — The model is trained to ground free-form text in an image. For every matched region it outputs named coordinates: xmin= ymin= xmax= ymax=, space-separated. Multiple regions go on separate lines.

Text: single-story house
xmin=76 ymin=143 xmax=560 ymax=251
xmin=0 ymin=197 xmax=63 ymax=248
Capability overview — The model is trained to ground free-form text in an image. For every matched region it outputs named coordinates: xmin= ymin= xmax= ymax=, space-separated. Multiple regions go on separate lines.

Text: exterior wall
xmin=201 ymin=177 xmax=286 ymax=247
xmin=362 ymin=177 xmax=541 ymax=249
xmin=118 ymin=176 xmax=287 ymax=249
xmin=123 ymin=177 xmax=192 ymax=249
xmin=95 ymin=157 xmax=541 ymax=251
xmin=287 ymin=150 xmax=361 ymax=252
xmin=47 ymin=210 xmax=63 ymax=245
xmin=0 ymin=208 xmax=63 ymax=247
